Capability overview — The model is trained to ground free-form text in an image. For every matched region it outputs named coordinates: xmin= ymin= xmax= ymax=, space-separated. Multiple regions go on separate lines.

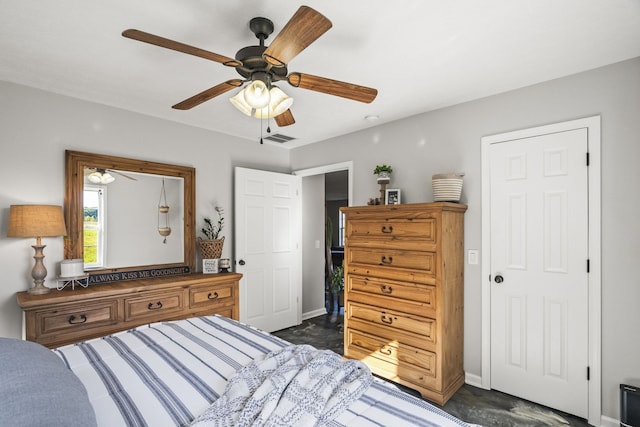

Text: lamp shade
xmin=229 ymin=90 xmax=253 ymax=116
xmin=7 ymin=205 xmax=67 ymax=238
xmin=253 ymin=87 xmax=294 ymax=119
xmin=243 ymin=80 xmax=270 ymax=108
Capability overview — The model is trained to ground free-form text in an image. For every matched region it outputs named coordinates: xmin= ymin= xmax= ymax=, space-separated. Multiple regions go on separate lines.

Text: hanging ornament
xmin=158 ymin=178 xmax=171 ymax=243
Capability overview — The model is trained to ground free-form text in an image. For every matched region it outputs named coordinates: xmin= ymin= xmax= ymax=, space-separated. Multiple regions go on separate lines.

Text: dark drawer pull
xmin=147 ymin=301 xmax=163 ymax=310
xmin=380 ymin=313 xmax=394 ymax=325
xmin=381 ymin=225 xmax=393 ymax=234
xmin=379 ymin=345 xmax=392 ymax=355
xmin=68 ymin=314 xmax=87 ymax=324
xmin=381 ymin=256 xmax=393 ymax=265
xmin=207 ymin=292 xmax=219 ymax=300
xmin=380 ymin=285 xmax=393 ymax=294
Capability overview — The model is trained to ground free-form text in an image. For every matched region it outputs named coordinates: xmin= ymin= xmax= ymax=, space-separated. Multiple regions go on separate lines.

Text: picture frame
xmin=385 ymin=188 xmax=401 ymax=205
xmin=202 ymin=258 xmax=219 ymax=274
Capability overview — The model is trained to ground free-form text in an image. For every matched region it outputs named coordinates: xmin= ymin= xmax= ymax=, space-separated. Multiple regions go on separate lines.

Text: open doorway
xmin=293 ymin=162 xmax=352 ymax=321
xmin=325 ymin=170 xmax=348 ymax=314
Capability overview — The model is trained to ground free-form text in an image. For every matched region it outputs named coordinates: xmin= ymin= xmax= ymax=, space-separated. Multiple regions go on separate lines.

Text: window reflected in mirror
xmin=83 ymin=186 xmax=104 ymax=268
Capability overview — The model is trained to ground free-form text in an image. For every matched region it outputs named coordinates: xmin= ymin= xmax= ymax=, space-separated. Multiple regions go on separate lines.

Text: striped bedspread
xmin=54 ymin=315 xmax=471 ymax=427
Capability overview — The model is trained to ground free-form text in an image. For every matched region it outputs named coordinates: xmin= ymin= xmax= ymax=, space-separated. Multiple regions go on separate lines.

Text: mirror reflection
xmin=65 ymin=150 xmax=196 ymax=276
xmin=82 ymin=168 xmax=184 ymax=270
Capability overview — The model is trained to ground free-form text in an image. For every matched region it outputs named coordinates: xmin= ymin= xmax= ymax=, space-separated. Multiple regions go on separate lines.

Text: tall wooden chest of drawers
xmin=340 ymin=202 xmax=467 ymax=405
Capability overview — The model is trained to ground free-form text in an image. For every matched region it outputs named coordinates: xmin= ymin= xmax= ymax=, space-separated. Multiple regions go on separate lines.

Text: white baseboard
xmin=302 ymin=308 xmax=327 ymax=321
xmin=599 ymin=415 xmax=619 ymax=427
xmin=464 ymin=372 xmax=485 ymax=389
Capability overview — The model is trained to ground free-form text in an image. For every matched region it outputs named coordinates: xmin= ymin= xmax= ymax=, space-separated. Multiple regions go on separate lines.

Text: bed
xmin=0 ymin=315 xmax=473 ymax=427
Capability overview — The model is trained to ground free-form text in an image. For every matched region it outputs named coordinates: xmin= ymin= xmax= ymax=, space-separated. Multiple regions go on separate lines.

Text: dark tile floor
xmin=272 ymin=309 xmax=591 ymax=427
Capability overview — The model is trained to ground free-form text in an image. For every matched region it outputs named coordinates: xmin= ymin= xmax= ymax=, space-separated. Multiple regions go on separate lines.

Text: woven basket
xmin=432 ymin=173 xmax=464 ymax=202
xmin=198 ymin=236 xmax=224 ymax=259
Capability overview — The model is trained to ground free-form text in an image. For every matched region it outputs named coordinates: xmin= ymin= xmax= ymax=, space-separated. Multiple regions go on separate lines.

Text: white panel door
xmin=490 ymin=128 xmax=589 ymax=417
xmin=234 ymin=167 xmax=302 ymax=332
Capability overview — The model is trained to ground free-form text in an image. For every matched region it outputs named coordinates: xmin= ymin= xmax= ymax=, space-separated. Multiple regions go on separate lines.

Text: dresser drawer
xmin=346 ymin=301 xmax=435 ymax=339
xmin=346 ymin=328 xmax=437 ymax=378
xmin=124 ymin=290 xmax=184 ymax=322
xmin=35 ymin=300 xmax=118 ymax=337
xmin=348 ymin=218 xmax=436 ymax=242
xmin=348 ymin=247 xmax=435 ymax=274
xmin=348 ymin=275 xmax=436 ymax=310
xmin=190 ymin=282 xmax=234 ymax=309
xmin=346 ymin=330 xmax=437 ymax=391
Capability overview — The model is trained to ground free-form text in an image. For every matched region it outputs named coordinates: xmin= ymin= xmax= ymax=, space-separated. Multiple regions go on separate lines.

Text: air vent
xmin=264 ymin=133 xmax=296 ymax=143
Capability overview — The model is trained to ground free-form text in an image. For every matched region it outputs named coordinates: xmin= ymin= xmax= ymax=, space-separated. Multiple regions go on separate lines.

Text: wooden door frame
xmin=480 ymin=116 xmax=601 ymax=425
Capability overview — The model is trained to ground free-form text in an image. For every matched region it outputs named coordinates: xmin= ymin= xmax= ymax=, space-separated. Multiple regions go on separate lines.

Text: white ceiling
xmin=2 ymin=1 xmax=639 ymax=149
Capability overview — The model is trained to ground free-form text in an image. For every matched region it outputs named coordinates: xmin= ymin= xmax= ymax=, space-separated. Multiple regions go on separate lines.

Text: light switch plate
xmin=468 ymin=250 xmax=479 ymax=265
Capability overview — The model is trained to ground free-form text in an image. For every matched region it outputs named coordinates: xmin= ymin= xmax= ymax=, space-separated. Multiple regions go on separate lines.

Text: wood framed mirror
xmin=64 ymin=150 xmax=196 ymax=279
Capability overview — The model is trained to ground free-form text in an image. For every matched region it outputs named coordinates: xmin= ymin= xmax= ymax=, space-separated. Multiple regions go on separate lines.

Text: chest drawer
xmin=190 ymin=282 xmax=234 ymax=309
xmin=124 ymin=290 xmax=184 ymax=322
xmin=347 ymin=219 xmax=436 ymax=242
xmin=348 ymin=275 xmax=436 ymax=309
xmin=348 ymin=247 xmax=435 ymax=274
xmin=346 ymin=329 xmax=438 ymax=391
xmin=346 ymin=328 xmax=437 ymax=376
xmin=34 ymin=300 xmax=119 ymax=337
xmin=346 ymin=301 xmax=435 ymax=340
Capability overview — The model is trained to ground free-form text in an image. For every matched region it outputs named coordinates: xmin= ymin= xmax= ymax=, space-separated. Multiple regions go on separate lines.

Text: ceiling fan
xmin=84 ymin=167 xmax=137 ymax=184
xmin=122 ymin=5 xmax=378 ymax=127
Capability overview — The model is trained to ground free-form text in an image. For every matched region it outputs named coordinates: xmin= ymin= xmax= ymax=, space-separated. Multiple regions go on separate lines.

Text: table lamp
xmin=7 ymin=205 xmax=67 ymax=294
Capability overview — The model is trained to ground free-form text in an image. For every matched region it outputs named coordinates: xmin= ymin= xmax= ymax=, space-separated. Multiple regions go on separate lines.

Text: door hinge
xmin=587 ymin=259 xmax=590 ymax=273
xmin=586 ymin=152 xmax=590 ymax=166
xmin=587 ymin=366 xmax=590 ymax=380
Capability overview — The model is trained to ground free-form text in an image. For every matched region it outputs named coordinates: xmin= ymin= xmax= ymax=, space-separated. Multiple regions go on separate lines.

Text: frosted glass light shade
xmin=253 ymin=87 xmax=294 ymax=119
xmin=229 ymin=91 xmax=253 ymax=116
xmin=243 ymin=80 xmax=270 ymax=108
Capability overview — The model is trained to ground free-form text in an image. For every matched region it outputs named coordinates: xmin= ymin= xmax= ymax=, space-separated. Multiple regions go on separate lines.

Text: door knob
xmin=238 ymin=259 xmax=246 ymax=266
xmin=494 ymin=274 xmax=504 ymax=284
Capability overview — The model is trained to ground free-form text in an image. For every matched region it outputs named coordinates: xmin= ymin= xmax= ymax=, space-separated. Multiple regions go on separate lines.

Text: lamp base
xmin=28 ymin=283 xmax=51 ymax=295
xmin=29 ymin=243 xmax=51 ymax=294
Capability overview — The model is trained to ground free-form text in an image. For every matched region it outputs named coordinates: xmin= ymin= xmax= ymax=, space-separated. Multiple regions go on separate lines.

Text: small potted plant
xmin=199 ymin=207 xmax=225 ymax=259
xmin=329 ymin=261 xmax=345 ymax=308
xmin=373 ymin=164 xmax=393 ymax=183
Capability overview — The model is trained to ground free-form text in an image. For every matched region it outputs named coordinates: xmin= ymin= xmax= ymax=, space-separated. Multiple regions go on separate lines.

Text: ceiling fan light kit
xmin=122 ymin=5 xmax=378 ymax=132
xmin=88 ymin=170 xmax=115 ymax=184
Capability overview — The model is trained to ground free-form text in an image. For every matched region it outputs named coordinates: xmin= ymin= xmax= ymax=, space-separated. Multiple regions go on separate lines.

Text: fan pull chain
xmin=259 ymin=115 xmax=264 ymax=144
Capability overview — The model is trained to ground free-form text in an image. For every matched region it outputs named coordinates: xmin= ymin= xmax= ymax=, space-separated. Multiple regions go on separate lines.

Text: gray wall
xmin=0 ymin=81 xmax=289 ymax=340
xmin=290 ymin=57 xmax=640 ymax=421
xmin=301 ymin=174 xmax=326 ymax=316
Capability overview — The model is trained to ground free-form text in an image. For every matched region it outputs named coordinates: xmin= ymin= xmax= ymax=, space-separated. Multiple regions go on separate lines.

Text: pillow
xmin=0 ymin=338 xmax=97 ymax=426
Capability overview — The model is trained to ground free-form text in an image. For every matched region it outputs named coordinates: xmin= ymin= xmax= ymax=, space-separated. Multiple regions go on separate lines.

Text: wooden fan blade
xmin=172 ymin=79 xmax=244 ymax=110
xmin=108 ymin=170 xmax=137 ymax=181
xmin=263 ymin=6 xmax=332 ymax=67
xmin=288 ymin=73 xmax=378 ymax=103
xmin=274 ymin=109 xmax=295 ymax=127
xmin=122 ymin=29 xmax=242 ymax=67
